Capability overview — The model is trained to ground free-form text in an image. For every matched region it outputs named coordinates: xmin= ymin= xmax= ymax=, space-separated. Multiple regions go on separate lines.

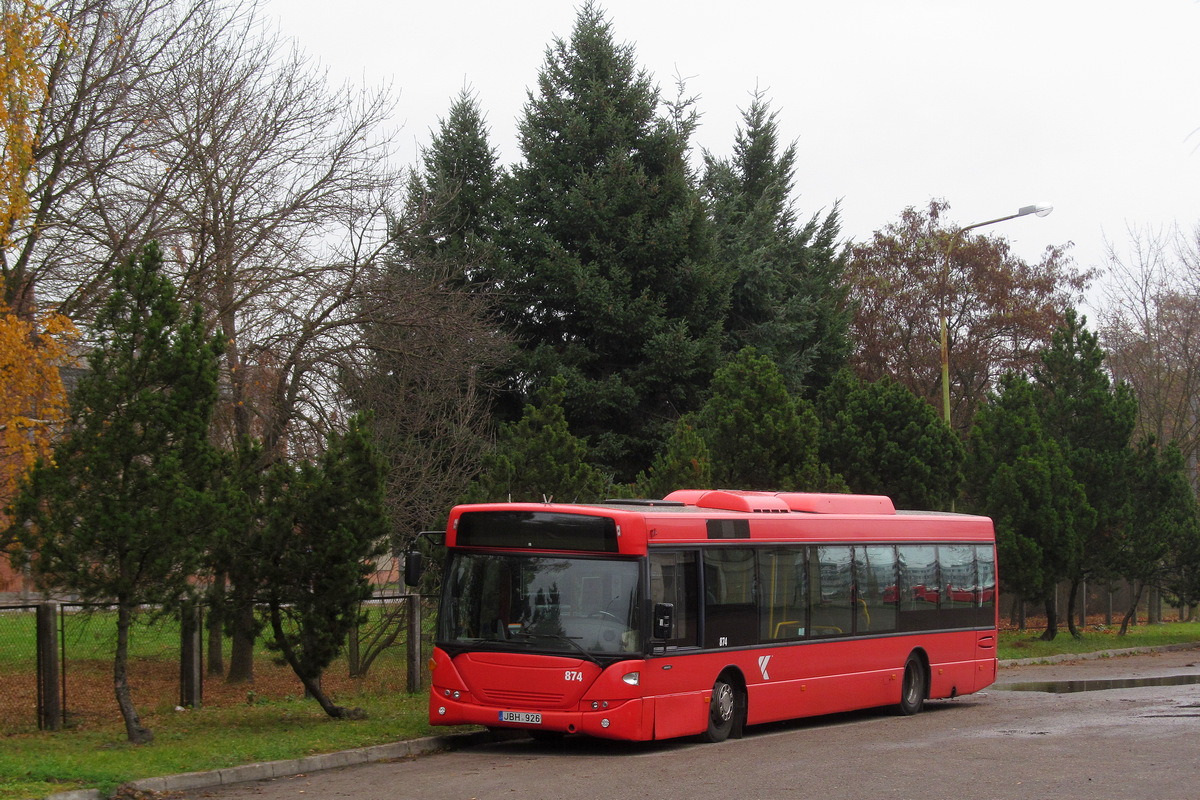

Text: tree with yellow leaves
xmin=0 ymin=290 xmax=73 ymax=539
xmin=0 ymin=1 xmax=73 ymax=560
xmin=1 ymin=0 xmax=60 ymax=251
xmin=0 ymin=296 xmax=73 ymax=592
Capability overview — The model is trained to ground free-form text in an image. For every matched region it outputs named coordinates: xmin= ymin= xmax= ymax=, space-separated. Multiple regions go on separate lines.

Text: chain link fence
xmin=0 ymin=605 xmax=39 ymax=734
xmin=0 ymin=595 xmax=433 ymax=734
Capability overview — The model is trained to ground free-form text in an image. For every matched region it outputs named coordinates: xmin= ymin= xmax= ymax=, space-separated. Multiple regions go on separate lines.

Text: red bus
xmin=413 ymin=489 xmax=997 ymax=742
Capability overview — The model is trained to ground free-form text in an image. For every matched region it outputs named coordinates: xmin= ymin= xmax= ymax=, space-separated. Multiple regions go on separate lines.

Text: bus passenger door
xmin=646 ymin=550 xmax=707 ymax=739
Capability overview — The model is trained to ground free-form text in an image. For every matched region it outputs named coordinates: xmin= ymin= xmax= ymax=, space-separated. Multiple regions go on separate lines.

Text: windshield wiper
xmin=514 ymin=631 xmax=601 ymax=667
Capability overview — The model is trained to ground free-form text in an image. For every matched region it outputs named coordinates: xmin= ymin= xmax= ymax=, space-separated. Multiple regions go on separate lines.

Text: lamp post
xmin=939 ymin=203 xmax=1052 ymax=425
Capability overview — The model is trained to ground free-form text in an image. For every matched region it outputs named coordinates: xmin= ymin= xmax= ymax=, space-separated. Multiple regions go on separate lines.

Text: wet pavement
xmin=166 ymin=645 xmax=1200 ymax=800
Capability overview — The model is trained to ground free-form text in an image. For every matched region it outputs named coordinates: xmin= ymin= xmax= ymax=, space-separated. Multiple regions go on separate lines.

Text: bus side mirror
xmin=404 ymin=551 xmax=423 ymax=588
xmin=653 ymin=602 xmax=674 ymax=640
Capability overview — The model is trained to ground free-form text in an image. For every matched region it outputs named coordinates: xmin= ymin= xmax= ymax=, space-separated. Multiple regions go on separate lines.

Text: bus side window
xmin=976 ymin=545 xmax=997 ymax=627
xmin=938 ymin=544 xmax=977 ymax=629
xmin=897 ymin=545 xmax=939 ymax=632
xmin=649 ymin=551 xmax=699 ymax=648
xmin=855 ymin=545 xmax=898 ymax=634
xmin=758 ymin=546 xmax=807 ymax=641
xmin=810 ymin=546 xmax=853 ymax=637
xmin=703 ymin=549 xmax=757 ymax=648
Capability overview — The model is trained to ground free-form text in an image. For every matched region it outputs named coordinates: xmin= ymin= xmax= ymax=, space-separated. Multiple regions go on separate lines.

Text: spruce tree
xmin=702 ymin=92 xmax=850 ymax=395
xmin=9 ymin=242 xmax=224 ymax=743
xmin=499 ymin=2 xmax=727 ymax=481
xmin=399 ymin=87 xmax=504 ymax=281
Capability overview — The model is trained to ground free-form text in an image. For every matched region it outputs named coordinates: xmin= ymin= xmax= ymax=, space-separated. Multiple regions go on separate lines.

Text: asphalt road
xmin=180 ymin=648 xmax=1200 ymax=800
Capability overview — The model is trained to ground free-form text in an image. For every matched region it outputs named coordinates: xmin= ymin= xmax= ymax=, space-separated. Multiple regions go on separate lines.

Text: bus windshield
xmin=439 ymin=552 xmax=642 ymax=657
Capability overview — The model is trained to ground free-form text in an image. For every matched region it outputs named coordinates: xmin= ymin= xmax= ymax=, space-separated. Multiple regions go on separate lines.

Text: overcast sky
xmin=265 ymin=1 xmax=1200 ymax=311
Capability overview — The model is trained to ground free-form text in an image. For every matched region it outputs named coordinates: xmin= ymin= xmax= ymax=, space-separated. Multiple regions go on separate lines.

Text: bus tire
xmin=898 ymin=653 xmax=926 ymax=716
xmin=704 ymin=676 xmax=738 ymax=742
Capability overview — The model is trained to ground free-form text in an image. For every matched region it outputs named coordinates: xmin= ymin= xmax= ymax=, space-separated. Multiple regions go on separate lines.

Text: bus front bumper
xmin=430 ymin=693 xmax=650 ymax=740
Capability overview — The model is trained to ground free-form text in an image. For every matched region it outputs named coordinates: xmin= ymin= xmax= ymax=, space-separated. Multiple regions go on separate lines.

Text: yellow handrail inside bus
xmin=773 ymin=620 xmax=803 ymax=638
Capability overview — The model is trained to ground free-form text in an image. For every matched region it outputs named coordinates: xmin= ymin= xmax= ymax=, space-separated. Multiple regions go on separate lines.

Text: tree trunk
xmin=1149 ymin=585 xmax=1161 ymax=624
xmin=1066 ymin=578 xmax=1081 ymax=639
xmin=1119 ymin=582 xmax=1144 ymax=636
xmin=1040 ymin=594 xmax=1058 ymax=641
xmin=115 ymin=603 xmax=153 ymax=744
xmin=207 ymin=573 xmax=226 ymax=676
xmin=1079 ymin=580 xmax=1088 ymax=628
xmin=347 ymin=624 xmax=360 ymax=678
xmin=227 ymin=606 xmax=256 ymax=684
xmin=268 ymin=605 xmax=365 ymax=720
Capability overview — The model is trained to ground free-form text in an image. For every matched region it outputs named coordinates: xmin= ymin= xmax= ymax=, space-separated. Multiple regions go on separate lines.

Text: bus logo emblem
xmin=759 ymin=655 xmax=772 ymax=680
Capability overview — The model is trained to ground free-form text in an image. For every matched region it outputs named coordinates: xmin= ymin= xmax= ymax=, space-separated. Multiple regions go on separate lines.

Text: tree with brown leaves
xmin=845 ymin=199 xmax=1089 ymax=432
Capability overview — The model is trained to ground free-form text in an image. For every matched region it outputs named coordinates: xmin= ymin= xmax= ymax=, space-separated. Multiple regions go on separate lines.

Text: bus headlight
xmin=622 ymin=672 xmax=640 ymax=686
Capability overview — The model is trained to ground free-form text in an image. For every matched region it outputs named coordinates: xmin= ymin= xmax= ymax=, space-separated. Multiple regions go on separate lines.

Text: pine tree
xmin=631 ymin=418 xmax=712 ymax=499
xmin=702 ymin=92 xmax=850 ymax=394
xmin=1119 ymin=438 xmax=1199 ymax=634
xmin=966 ymin=373 xmax=1092 ymax=641
xmin=255 ymin=413 xmax=388 ymax=719
xmin=8 ymin=242 xmax=224 ymax=743
xmin=1033 ymin=310 xmax=1138 ymax=636
xmin=465 ymin=376 xmax=609 ymax=503
xmin=692 ymin=348 xmax=821 ymax=491
xmin=816 ymin=370 xmax=963 ymax=510
xmin=498 ymin=2 xmax=727 ymax=481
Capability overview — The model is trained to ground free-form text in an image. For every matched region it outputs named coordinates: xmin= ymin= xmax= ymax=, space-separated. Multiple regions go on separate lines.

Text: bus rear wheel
xmin=898 ymin=653 xmax=926 ymax=716
xmin=704 ymin=677 xmax=738 ymax=742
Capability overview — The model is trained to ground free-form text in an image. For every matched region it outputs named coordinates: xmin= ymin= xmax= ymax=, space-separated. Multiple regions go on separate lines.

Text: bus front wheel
xmin=898 ymin=653 xmax=926 ymax=716
xmin=704 ymin=676 xmax=738 ymax=742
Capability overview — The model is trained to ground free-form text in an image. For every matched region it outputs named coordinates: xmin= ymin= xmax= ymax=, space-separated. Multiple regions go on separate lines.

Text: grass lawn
xmin=997 ymin=618 xmax=1200 ymax=661
xmin=0 ymin=691 xmax=449 ymax=800
xmin=4 ymin=621 xmax=1199 ymax=800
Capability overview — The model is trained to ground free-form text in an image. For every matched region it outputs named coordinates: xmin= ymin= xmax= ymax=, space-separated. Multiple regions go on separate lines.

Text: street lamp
xmin=939 ymin=203 xmax=1053 ymax=425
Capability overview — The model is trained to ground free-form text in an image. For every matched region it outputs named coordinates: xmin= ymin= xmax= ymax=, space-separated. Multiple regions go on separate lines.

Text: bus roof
xmin=446 ymin=491 xmax=995 ymax=555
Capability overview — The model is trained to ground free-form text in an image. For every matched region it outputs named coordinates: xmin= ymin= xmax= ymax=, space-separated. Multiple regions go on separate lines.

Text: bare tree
xmin=149 ymin=5 xmax=400 ymax=452
xmin=3 ymin=0 xmax=218 ymax=317
xmin=336 ymin=254 xmax=509 ymax=677
xmin=126 ymin=3 xmax=407 ymax=682
xmin=345 ymin=258 xmax=508 ymax=547
xmin=1100 ymin=225 xmax=1200 ymax=487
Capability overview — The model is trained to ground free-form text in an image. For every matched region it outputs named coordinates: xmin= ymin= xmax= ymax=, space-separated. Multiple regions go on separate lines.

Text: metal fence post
xmin=180 ymin=600 xmax=202 ymax=708
xmin=36 ymin=601 xmax=61 ymax=731
xmin=347 ymin=623 xmax=360 ymax=678
xmin=406 ymin=594 xmax=422 ymax=694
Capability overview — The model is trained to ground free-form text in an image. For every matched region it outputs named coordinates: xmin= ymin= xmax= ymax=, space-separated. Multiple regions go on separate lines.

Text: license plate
xmin=499 ymin=710 xmax=542 ymax=725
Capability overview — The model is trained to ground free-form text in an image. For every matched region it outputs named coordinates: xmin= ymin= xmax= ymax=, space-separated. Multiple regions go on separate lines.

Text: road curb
xmin=46 ymin=642 xmax=1200 ymax=800
xmin=999 ymin=640 xmax=1200 ymax=667
xmin=44 ymin=729 xmax=505 ymax=800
